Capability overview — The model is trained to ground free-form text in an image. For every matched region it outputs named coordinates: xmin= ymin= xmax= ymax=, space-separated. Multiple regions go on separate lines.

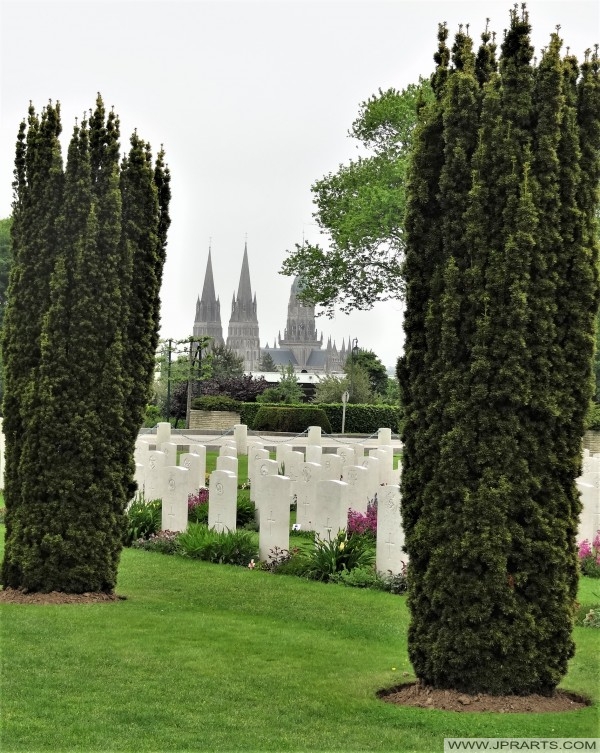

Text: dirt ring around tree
xmin=0 ymin=587 xmax=126 ymax=605
xmin=378 ymin=681 xmax=591 ymax=713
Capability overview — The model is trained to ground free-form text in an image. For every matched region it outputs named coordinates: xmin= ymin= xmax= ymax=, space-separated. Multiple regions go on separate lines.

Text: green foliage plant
xmin=131 ymin=529 xmax=179 ymax=554
xmin=123 ymin=497 xmax=161 ymax=546
xmin=578 ymin=532 xmax=600 ymax=578
xmin=175 ymin=523 xmax=258 ymax=566
xmin=303 ymin=530 xmax=374 ymax=581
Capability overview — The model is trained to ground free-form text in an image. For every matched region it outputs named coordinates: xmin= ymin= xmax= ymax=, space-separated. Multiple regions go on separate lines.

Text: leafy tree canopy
xmin=280 ymin=79 xmax=433 ymax=315
xmin=346 ymin=348 xmax=388 ymax=394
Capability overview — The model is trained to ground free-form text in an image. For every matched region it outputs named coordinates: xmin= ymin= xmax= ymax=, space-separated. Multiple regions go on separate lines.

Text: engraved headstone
xmin=179 ymin=452 xmax=204 ymax=496
xmin=219 ymin=444 xmax=237 ymax=458
xmin=161 ymin=466 xmax=189 ymax=532
xmin=361 ymin=456 xmax=381 ymax=500
xmin=321 ymin=453 xmax=344 ymax=482
xmin=188 ymin=444 xmax=207 ymax=485
xmin=305 ymin=445 xmax=322 ymax=464
xmin=314 ymin=480 xmax=348 ymax=541
xmin=249 ymin=448 xmax=270 ymax=501
xmin=376 ymin=484 xmax=405 ymax=575
xmin=337 ymin=445 xmax=356 ymax=472
xmin=208 ymin=469 xmax=238 ymax=533
xmin=253 ymin=458 xmax=280 ymax=524
xmin=258 ymin=475 xmax=291 ymax=561
xmin=216 ymin=454 xmax=238 ymax=482
xmin=344 ymin=464 xmax=370 ymax=514
xmin=161 ymin=441 xmax=178 ymax=467
xmin=276 ymin=443 xmax=293 ymax=469
xmin=378 ymin=428 xmax=392 ymax=446
xmin=295 ymin=462 xmax=322 ymax=531
xmin=145 ymin=451 xmax=166 ymax=501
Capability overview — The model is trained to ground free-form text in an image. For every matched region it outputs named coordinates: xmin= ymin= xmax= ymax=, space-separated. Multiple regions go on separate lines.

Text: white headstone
xmin=253 ymin=458 xmax=280 ymax=523
xmin=188 ymin=444 xmax=207 ymax=485
xmin=376 ymin=484 xmax=405 ymax=575
xmin=581 ymin=454 xmax=600 ymax=475
xmin=219 ymin=444 xmax=238 ymax=458
xmin=344 ymin=464 xmax=371 ymax=514
xmin=134 ymin=439 xmax=152 ymax=465
xmin=352 ymin=444 xmax=366 ymax=461
xmin=161 ymin=466 xmax=189 ymax=532
xmin=249 ymin=448 xmax=270 ymax=501
xmin=295 ymin=462 xmax=322 ymax=531
xmin=179 ymin=453 xmax=204 ymax=496
xmin=378 ymin=428 xmax=392 ymax=446
xmin=161 ymin=441 xmax=178 ymax=467
xmin=305 ymin=445 xmax=323 ymax=465
xmin=577 ymin=472 xmax=600 ymax=544
xmin=234 ymin=424 xmax=248 ymax=455
xmin=314 ymin=480 xmax=348 ymax=541
xmin=307 ymin=425 xmax=322 ymax=446
xmin=258 ymin=475 xmax=292 ymax=560
xmin=208 ymin=469 xmax=238 ymax=533
xmin=361 ymin=456 xmax=381 ymax=500
xmin=321 ymin=453 xmax=344 ymax=482
xmin=337 ymin=445 xmax=356 ymax=471
xmin=216 ymin=454 xmax=238 ymax=479
xmin=275 ymin=443 xmax=293 ymax=467
xmin=145 ymin=451 xmax=166 ymax=501
xmin=369 ymin=447 xmax=393 ymax=485
xmin=282 ymin=451 xmax=304 ymax=483
xmin=156 ymin=422 xmax=171 ymax=446
xmin=134 ymin=462 xmax=145 ymax=499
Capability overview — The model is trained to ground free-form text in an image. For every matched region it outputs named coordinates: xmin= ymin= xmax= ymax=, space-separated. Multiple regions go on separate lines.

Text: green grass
xmin=1 ymin=526 xmax=598 ymax=753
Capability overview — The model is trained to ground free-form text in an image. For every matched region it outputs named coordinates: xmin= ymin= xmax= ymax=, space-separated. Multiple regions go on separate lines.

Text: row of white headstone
xmin=577 ymin=450 xmax=600 ymax=544
xmin=133 ymin=423 xmax=407 ymax=575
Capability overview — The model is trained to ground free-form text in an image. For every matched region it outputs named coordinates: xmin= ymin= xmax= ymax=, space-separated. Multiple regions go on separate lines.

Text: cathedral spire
xmin=201 ymin=247 xmax=218 ymax=307
xmin=192 ymin=247 xmax=224 ymax=345
xmin=236 ymin=241 xmax=253 ymax=304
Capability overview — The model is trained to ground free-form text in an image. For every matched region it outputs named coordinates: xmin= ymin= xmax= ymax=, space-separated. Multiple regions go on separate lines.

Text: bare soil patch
xmin=378 ymin=681 xmax=590 ymax=713
xmin=0 ymin=587 xmax=125 ymax=605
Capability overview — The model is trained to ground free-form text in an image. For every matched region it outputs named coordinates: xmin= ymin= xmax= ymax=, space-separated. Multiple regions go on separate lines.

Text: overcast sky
xmin=1 ymin=0 xmax=598 ymax=371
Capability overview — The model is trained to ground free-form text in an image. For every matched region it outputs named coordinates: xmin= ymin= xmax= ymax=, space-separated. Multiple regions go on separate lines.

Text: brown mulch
xmin=0 ymin=587 xmax=125 ymax=604
xmin=378 ymin=681 xmax=591 ymax=713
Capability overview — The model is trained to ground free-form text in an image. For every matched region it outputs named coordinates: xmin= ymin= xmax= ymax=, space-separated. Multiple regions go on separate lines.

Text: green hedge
xmin=239 ymin=402 xmax=402 ymax=434
xmin=192 ymin=395 xmax=241 ymax=412
xmin=253 ymin=406 xmax=332 ymax=434
xmin=318 ymin=404 xmax=402 ymax=434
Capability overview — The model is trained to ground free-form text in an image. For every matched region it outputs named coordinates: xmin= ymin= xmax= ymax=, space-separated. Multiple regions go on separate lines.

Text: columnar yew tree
xmin=1 ymin=96 xmax=170 ymax=593
xmin=399 ymin=9 xmax=600 ymax=695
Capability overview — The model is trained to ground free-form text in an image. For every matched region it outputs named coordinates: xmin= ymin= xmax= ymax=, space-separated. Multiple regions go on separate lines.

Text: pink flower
xmin=578 ymin=540 xmax=592 ymax=559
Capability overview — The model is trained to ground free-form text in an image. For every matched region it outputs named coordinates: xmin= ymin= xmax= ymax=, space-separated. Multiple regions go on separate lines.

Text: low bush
xmin=302 ymin=530 xmax=375 ymax=581
xmin=192 ymin=395 xmax=241 ymax=412
xmin=578 ymin=531 xmax=600 ymax=578
xmin=188 ymin=488 xmax=209 ymax=524
xmin=317 ymin=404 xmax=402 ymax=434
xmin=236 ymin=489 xmax=256 ymax=528
xmin=132 ymin=530 xmax=180 ymax=554
xmin=347 ymin=498 xmax=377 ymax=539
xmin=176 ymin=523 xmax=258 ymax=566
xmin=582 ymin=608 xmax=600 ymax=628
xmin=253 ymin=406 xmax=332 ymax=433
xmin=124 ymin=497 xmax=161 ymax=546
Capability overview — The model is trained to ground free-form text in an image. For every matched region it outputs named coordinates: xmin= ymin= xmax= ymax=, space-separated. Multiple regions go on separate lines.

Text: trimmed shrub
xmin=317 ymin=404 xmax=402 ymax=434
xmin=239 ymin=402 xmax=261 ymax=428
xmin=253 ymin=406 xmax=332 ymax=433
xmin=192 ymin=395 xmax=241 ymax=412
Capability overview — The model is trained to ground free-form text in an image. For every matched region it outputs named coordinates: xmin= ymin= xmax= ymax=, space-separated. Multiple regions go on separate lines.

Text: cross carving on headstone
xmin=385 ymin=533 xmax=395 ymax=558
xmin=267 ymin=511 xmax=276 ymax=535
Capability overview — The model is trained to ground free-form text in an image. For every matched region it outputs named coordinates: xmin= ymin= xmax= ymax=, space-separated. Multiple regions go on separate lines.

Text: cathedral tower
xmin=193 ymin=248 xmax=224 ymax=345
xmin=226 ymin=243 xmax=260 ymax=371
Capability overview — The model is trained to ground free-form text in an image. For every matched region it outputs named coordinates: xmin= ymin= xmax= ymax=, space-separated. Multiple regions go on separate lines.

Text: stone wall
xmin=189 ymin=410 xmax=241 ymax=431
xmin=583 ymin=431 xmax=600 ymax=454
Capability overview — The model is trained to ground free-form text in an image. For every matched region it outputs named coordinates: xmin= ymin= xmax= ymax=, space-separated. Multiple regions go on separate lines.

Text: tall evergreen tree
xmin=1 ymin=97 xmax=169 ymax=593
xmin=400 ymin=10 xmax=600 ymax=695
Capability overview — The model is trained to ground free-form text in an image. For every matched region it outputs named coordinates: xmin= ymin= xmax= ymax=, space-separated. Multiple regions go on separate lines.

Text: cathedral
xmin=192 ymin=244 xmax=348 ymax=373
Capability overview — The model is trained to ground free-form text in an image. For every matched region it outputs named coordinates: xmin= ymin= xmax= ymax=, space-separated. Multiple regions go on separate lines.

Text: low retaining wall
xmin=189 ymin=410 xmax=241 ymax=431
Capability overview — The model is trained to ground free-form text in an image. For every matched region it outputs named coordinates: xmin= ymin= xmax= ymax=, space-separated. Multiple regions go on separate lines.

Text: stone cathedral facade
xmin=192 ymin=244 xmax=347 ymax=373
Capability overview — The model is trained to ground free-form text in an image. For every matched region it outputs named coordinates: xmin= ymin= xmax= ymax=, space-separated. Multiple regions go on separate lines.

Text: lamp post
xmin=349 ymin=337 xmax=359 ymax=400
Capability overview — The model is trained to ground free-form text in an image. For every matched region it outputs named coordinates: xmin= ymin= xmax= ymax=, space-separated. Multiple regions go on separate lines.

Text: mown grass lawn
xmin=1 ymin=524 xmax=598 ymax=753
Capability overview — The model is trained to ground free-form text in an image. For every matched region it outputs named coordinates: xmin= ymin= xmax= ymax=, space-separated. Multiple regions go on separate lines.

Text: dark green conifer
xmin=400 ymin=9 xmax=600 ymax=694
